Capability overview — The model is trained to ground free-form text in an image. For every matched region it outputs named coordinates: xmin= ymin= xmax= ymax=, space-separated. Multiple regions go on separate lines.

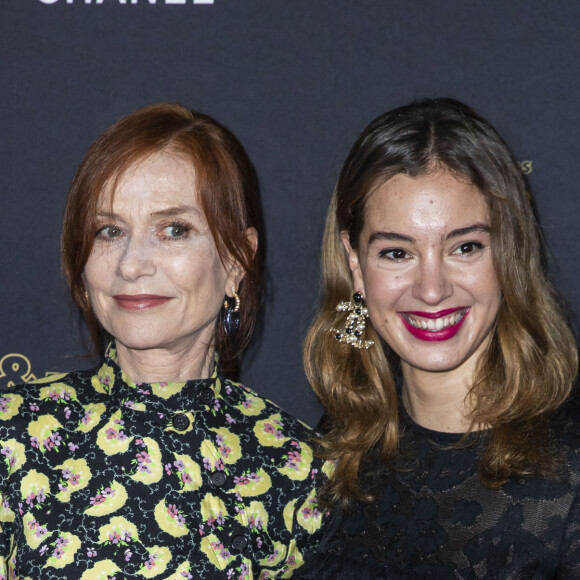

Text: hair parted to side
xmin=304 ymin=98 xmax=578 ymax=506
xmin=61 ymin=103 xmax=263 ymax=373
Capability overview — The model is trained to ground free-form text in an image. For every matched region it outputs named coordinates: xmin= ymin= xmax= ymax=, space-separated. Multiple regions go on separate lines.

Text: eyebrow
xmin=368 ymin=223 xmax=491 ymax=245
xmin=368 ymin=231 xmax=414 ymax=244
xmin=150 ymin=205 xmax=202 ymax=218
xmin=95 ymin=205 xmax=202 ymax=219
xmin=446 ymin=223 xmax=491 ymax=239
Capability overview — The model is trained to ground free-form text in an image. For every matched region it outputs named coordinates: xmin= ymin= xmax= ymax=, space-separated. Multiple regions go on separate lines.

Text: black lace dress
xmin=297 ymin=400 xmax=580 ymax=579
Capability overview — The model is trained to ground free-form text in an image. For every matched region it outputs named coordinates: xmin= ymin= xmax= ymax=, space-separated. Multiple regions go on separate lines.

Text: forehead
xmin=97 ymin=151 xmax=198 ymax=210
xmin=363 ymin=171 xmax=489 ymax=234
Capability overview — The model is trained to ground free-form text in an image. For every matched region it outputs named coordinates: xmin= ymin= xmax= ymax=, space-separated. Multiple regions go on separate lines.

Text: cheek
xmin=470 ymin=264 xmax=502 ymax=307
xmin=487 ymin=280 xmax=503 ymax=315
xmin=84 ymin=249 xmax=114 ymax=290
xmin=171 ymin=249 xmax=227 ymax=293
xmin=363 ymin=269 xmax=408 ymax=306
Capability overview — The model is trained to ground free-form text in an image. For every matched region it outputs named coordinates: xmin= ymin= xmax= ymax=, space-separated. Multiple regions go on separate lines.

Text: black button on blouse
xmin=210 ymin=471 xmax=227 ymax=487
xmin=199 ymin=387 xmax=214 ymax=404
xmin=231 ymin=534 xmax=249 ymax=553
xmin=171 ymin=413 xmax=190 ymax=431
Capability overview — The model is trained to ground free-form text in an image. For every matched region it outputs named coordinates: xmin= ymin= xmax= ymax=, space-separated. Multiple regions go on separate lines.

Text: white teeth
xmin=404 ymin=310 xmax=466 ymax=331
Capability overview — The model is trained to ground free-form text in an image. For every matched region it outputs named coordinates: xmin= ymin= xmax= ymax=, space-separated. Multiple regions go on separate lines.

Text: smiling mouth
xmin=401 ymin=308 xmax=468 ymax=332
xmin=114 ymin=294 xmax=172 ymax=311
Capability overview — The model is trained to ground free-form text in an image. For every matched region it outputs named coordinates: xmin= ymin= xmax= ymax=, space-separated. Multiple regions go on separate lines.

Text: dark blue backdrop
xmin=2 ymin=1 xmax=580 ymax=428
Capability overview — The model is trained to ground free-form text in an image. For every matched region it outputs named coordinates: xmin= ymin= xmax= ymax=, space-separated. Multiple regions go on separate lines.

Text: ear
xmin=225 ymin=227 xmax=258 ymax=296
xmin=340 ymin=230 xmax=365 ymax=296
xmin=245 ymin=227 xmax=259 ymax=260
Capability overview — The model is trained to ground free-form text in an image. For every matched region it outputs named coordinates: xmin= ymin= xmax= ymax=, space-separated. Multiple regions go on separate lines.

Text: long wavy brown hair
xmin=304 ymin=98 xmax=578 ymax=506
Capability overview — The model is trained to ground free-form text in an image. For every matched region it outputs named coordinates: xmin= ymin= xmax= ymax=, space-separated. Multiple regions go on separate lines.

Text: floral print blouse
xmin=0 ymin=345 xmax=326 ymax=579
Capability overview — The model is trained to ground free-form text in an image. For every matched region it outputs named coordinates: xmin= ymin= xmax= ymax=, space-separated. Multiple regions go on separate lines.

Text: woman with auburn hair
xmin=0 ymin=103 xmax=323 ymax=579
xmin=297 ymin=98 xmax=580 ymax=578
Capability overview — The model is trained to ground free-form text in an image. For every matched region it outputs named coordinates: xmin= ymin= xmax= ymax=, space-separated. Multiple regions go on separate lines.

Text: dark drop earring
xmin=223 ymin=291 xmax=241 ymax=337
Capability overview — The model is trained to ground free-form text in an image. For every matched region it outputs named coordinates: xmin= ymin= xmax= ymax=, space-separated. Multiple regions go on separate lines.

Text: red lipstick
xmin=114 ymin=294 xmax=172 ymax=311
xmin=404 ymin=307 xmax=463 ymax=319
xmin=399 ymin=307 xmax=469 ymax=342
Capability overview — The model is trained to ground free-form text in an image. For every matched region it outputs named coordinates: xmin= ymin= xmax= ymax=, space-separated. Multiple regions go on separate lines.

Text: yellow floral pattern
xmin=0 ymin=394 xmax=23 ymax=421
xmin=0 ymin=346 xmax=325 ymax=578
xmin=84 ymin=481 xmax=128 ymax=517
xmin=54 ymin=458 xmax=91 ymax=502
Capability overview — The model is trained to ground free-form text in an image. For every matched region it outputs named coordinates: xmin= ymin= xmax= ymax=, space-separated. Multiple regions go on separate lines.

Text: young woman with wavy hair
xmin=297 ymin=98 xmax=580 ymax=579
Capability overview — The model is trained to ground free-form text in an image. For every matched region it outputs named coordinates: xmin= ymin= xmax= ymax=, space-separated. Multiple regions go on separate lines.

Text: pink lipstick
xmin=114 ymin=294 xmax=172 ymax=311
xmin=399 ymin=307 xmax=469 ymax=342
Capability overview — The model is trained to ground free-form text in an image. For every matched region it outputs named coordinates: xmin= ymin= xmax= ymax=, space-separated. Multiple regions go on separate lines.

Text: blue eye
xmin=96 ymin=225 xmax=122 ymax=239
xmin=161 ymin=222 xmax=191 ymax=239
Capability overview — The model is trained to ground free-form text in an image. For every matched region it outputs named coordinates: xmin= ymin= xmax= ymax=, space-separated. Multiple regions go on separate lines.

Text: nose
xmin=117 ymin=234 xmax=157 ymax=281
xmin=411 ymin=255 xmax=453 ymax=306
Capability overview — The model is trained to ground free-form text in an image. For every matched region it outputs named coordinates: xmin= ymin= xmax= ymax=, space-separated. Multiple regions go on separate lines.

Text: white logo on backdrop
xmin=39 ymin=0 xmax=214 ymax=5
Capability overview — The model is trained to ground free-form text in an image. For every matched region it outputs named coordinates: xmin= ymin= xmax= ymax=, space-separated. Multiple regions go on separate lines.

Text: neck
xmin=115 ymin=341 xmax=216 ymax=383
xmin=401 ymin=363 xmax=476 ymax=433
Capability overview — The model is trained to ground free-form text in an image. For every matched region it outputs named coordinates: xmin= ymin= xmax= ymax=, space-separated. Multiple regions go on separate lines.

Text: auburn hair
xmin=304 ymin=98 xmax=578 ymax=506
xmin=61 ymin=103 xmax=263 ymax=372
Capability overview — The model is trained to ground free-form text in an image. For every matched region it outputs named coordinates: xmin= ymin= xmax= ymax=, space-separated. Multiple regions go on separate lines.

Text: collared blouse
xmin=0 ymin=345 xmax=326 ymax=579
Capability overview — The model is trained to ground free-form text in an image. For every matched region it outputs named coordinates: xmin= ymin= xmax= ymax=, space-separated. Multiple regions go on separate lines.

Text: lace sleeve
xmin=556 ymin=475 xmax=580 ymax=578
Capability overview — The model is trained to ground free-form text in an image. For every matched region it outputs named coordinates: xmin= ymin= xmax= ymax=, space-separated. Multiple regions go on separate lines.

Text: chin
xmin=400 ymin=350 xmax=473 ymax=374
xmin=112 ymin=331 xmax=169 ymax=352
